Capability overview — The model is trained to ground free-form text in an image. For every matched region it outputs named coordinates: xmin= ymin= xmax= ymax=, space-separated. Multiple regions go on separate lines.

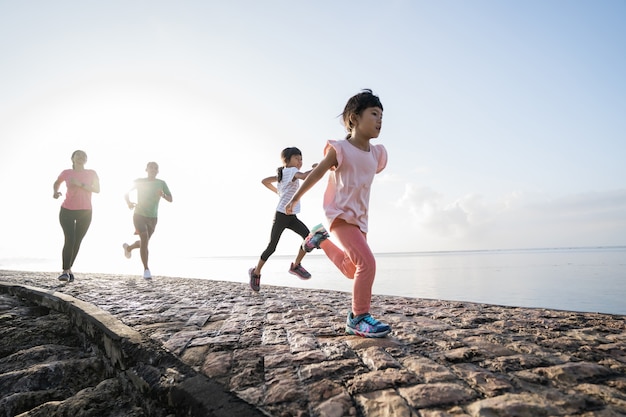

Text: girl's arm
xmin=294 ymin=163 xmax=319 ymax=181
xmin=262 ymin=175 xmax=278 ymax=194
xmin=285 ymin=148 xmax=337 ymax=214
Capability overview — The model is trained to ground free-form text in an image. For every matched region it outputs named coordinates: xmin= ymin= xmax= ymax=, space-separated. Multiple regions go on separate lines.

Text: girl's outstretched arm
xmin=294 ymin=163 xmax=318 ymax=181
xmin=262 ymin=176 xmax=278 ymax=194
xmin=285 ymin=148 xmax=337 ymax=214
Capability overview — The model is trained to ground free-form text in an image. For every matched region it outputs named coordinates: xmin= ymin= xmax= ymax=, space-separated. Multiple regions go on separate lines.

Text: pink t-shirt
xmin=57 ymin=169 xmax=98 ymax=210
xmin=323 ymin=139 xmax=387 ymax=233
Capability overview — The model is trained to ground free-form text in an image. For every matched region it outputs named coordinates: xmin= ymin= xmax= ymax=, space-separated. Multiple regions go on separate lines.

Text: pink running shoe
xmin=249 ymin=267 xmax=261 ymax=292
xmin=289 ymin=263 xmax=311 ymax=279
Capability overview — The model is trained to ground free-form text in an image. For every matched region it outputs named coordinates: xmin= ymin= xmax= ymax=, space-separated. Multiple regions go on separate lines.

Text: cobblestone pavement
xmin=1 ymin=270 xmax=626 ymax=417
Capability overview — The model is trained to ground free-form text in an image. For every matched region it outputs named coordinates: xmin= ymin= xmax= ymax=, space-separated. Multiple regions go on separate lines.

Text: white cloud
xmin=397 ymin=184 xmax=468 ymax=237
xmin=394 ymin=183 xmax=626 ymax=251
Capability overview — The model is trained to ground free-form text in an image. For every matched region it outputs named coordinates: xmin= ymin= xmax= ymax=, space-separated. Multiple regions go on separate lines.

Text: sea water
xmin=2 ymin=247 xmax=625 ymax=315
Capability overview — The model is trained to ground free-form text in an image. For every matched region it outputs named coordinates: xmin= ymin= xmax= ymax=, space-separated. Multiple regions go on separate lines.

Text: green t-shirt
xmin=134 ymin=178 xmax=171 ymax=218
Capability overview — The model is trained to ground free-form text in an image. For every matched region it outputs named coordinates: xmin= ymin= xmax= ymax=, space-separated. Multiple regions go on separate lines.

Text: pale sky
xmin=1 ymin=1 xmax=625 ymax=267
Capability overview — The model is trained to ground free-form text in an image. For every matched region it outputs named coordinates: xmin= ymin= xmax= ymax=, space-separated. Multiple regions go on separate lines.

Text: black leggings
xmin=59 ymin=207 xmax=92 ymax=270
xmin=261 ymin=212 xmax=309 ymax=261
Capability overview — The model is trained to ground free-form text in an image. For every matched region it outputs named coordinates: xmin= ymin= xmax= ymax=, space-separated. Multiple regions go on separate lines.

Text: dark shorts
xmin=133 ymin=214 xmax=158 ymax=238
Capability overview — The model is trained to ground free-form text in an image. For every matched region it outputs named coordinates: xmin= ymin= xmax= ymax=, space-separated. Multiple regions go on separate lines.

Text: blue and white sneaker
xmin=302 ymin=224 xmax=329 ymax=252
xmin=345 ymin=312 xmax=391 ymax=338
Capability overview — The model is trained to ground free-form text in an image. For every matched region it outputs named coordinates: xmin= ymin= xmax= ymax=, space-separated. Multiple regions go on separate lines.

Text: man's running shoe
xmin=345 ymin=312 xmax=391 ymax=338
xmin=123 ymin=243 xmax=131 ymax=259
xmin=143 ymin=269 xmax=152 ymax=279
xmin=249 ymin=267 xmax=261 ymax=292
xmin=58 ymin=273 xmax=70 ymax=282
xmin=302 ymin=224 xmax=329 ymax=252
xmin=289 ymin=263 xmax=311 ymax=280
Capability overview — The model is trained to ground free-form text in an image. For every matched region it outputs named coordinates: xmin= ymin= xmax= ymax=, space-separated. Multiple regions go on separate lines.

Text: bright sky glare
xmin=1 ymin=1 xmax=625 ymax=270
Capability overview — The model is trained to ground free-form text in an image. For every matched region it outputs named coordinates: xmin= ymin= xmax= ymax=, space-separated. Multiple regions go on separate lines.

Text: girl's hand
xmin=53 ymin=191 xmax=62 ymax=199
xmin=127 ymin=201 xmax=136 ymax=209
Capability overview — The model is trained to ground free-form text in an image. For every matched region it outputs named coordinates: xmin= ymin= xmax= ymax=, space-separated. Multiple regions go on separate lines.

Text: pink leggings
xmin=320 ymin=219 xmax=375 ymax=316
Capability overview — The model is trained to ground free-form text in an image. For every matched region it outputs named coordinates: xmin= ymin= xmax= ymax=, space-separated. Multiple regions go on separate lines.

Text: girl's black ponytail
xmin=278 ymin=147 xmax=302 ymax=183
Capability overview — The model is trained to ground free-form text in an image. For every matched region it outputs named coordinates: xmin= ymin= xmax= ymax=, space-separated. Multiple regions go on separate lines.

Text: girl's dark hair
xmin=71 ymin=150 xmax=86 ymax=169
xmin=277 ymin=147 xmax=302 ymax=182
xmin=341 ymin=89 xmax=383 ymax=139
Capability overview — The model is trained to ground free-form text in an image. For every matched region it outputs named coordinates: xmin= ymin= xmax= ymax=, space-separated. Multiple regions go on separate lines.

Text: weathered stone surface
xmin=401 ymin=357 xmax=456 ymax=383
xmin=465 ymin=392 xmax=559 ymax=417
xmin=451 ymin=363 xmax=514 ymax=396
xmin=399 ymin=382 xmax=477 ymax=409
xmin=264 ymin=348 xmax=326 ymax=369
xmin=299 ymin=358 xmax=364 ymax=382
xmin=305 ymin=378 xmax=342 ymax=401
xmin=355 ymin=388 xmax=416 ymax=417
xmin=263 ymin=367 xmax=304 ymax=405
xmin=0 ymin=295 xmax=159 ymax=417
xmin=201 ymin=351 xmax=232 ymax=378
xmin=0 ymin=283 xmax=266 ymax=417
xmin=359 ymin=346 xmax=402 ymax=371
xmin=311 ymin=392 xmax=356 ymax=417
xmin=2 ymin=270 xmax=626 ymax=416
xmin=347 ymin=368 xmax=419 ymax=395
xmin=287 ymin=331 xmax=318 ymax=353
xmin=533 ymin=361 xmax=614 ymax=385
xmin=575 ymin=383 xmax=626 ymax=413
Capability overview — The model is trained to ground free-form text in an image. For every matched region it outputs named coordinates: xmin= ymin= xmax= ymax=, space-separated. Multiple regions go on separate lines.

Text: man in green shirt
xmin=123 ymin=162 xmax=173 ymax=279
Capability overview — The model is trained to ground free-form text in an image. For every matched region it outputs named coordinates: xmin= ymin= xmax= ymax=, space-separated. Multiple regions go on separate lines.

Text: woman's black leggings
xmin=59 ymin=207 xmax=93 ymax=270
xmin=261 ymin=212 xmax=309 ymax=261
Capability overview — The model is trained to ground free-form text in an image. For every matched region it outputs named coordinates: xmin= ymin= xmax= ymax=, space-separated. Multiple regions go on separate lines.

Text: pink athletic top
xmin=57 ymin=169 xmax=98 ymax=210
xmin=323 ymin=139 xmax=387 ymax=233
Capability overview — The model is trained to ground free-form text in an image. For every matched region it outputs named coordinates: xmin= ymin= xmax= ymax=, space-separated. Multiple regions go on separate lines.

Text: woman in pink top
xmin=286 ymin=89 xmax=391 ymax=338
xmin=52 ymin=150 xmax=100 ymax=282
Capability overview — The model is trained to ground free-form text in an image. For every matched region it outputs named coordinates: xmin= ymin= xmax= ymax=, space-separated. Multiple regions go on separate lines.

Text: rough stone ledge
xmin=0 ymin=281 xmax=265 ymax=417
xmin=2 ymin=271 xmax=626 ymax=417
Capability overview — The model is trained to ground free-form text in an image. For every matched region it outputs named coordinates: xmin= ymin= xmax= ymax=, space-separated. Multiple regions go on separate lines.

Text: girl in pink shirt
xmin=52 ymin=150 xmax=100 ymax=282
xmin=286 ymin=89 xmax=390 ymax=338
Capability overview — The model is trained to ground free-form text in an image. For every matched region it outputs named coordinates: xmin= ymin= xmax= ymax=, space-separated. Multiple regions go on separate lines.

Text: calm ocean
xmin=2 ymin=246 xmax=625 ymax=315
